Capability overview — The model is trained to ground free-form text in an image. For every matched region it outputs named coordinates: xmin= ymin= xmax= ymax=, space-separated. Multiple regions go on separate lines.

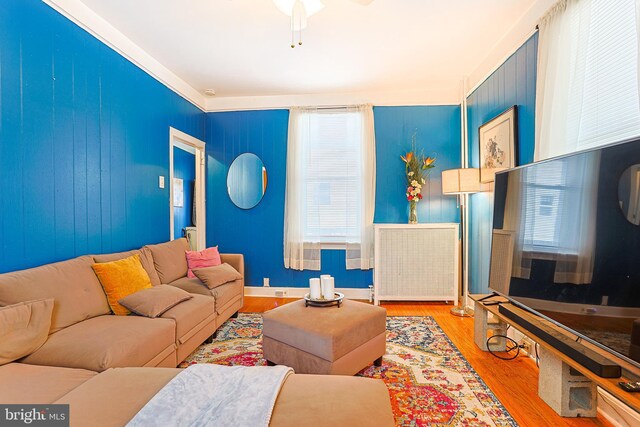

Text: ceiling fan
xmin=272 ymin=0 xmax=374 ymax=48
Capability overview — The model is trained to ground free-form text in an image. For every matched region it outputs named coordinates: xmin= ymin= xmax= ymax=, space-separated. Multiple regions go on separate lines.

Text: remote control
xmin=618 ymin=382 xmax=640 ymax=392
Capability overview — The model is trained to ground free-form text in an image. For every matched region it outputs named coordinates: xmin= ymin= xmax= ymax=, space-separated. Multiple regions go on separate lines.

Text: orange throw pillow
xmin=92 ymin=254 xmax=153 ymax=315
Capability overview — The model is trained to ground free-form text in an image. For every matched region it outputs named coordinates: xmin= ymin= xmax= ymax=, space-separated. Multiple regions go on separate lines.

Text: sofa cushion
xmin=0 ymin=299 xmax=54 ymax=365
xmin=93 ymin=247 xmax=161 ymax=286
xmin=193 ymin=263 xmax=242 ymax=289
xmin=167 ymin=277 xmax=242 ymax=315
xmin=220 ymin=254 xmax=244 ymax=281
xmin=54 ymin=367 xmax=179 ymax=427
xmin=20 ymin=315 xmax=176 ymax=372
xmin=211 ymin=280 xmax=243 ymax=315
xmin=270 ymin=374 xmax=395 ymax=427
xmin=0 ymin=256 xmax=111 ymax=333
xmin=92 ymin=254 xmax=153 ymax=315
xmin=145 ymin=238 xmax=190 ymax=284
xmin=167 ymin=276 xmax=212 ymax=297
xmin=160 ymin=294 xmax=215 ymax=343
xmin=186 ymin=246 xmax=221 ymax=278
xmin=119 ymin=285 xmax=192 ymax=318
xmin=0 ymin=363 xmax=96 ymax=404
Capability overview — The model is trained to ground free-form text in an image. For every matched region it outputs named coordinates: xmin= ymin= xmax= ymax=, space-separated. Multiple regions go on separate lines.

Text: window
xmin=283 ymin=105 xmax=376 ymax=271
xmin=568 ymin=0 xmax=640 ymax=148
xmin=536 ymin=0 xmax=640 ymax=159
xmin=301 ymin=110 xmax=363 ymax=244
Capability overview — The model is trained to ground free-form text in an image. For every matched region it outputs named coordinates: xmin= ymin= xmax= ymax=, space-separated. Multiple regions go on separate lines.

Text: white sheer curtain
xmin=535 ymin=0 xmax=640 ymax=161
xmin=284 ymin=106 xmax=375 ymax=271
xmin=346 ymin=105 xmax=376 ymax=270
xmin=284 ymin=108 xmax=321 ymax=270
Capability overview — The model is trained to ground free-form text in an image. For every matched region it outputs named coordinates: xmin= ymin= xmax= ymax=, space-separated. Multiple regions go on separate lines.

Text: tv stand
xmin=471 ymin=294 xmax=640 ymax=417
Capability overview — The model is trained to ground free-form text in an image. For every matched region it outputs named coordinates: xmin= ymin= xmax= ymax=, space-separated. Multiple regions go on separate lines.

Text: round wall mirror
xmin=227 ymin=153 xmax=267 ymax=209
xmin=618 ymin=164 xmax=640 ymax=225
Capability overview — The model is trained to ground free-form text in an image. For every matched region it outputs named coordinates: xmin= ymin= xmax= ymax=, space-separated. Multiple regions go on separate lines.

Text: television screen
xmin=490 ymin=138 xmax=640 ymax=369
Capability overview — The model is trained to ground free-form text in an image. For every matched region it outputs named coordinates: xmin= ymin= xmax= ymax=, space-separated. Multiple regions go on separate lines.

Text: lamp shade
xmin=441 ymin=168 xmax=488 ymax=195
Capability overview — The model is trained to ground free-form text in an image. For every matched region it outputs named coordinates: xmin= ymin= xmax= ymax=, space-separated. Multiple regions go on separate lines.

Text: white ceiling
xmin=75 ymin=0 xmax=538 ymax=106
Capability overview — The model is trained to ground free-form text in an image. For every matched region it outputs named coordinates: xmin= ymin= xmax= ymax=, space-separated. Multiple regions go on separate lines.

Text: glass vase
xmin=409 ymin=201 xmax=418 ymax=224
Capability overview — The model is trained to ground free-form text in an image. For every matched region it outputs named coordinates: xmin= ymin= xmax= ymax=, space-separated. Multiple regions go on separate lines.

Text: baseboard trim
xmin=597 ymin=387 xmax=640 ymax=427
xmin=244 ymin=286 xmax=371 ymax=300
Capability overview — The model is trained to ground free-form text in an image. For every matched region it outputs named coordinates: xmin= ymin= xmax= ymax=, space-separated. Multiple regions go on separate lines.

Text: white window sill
xmin=302 ymin=242 xmax=361 ymax=250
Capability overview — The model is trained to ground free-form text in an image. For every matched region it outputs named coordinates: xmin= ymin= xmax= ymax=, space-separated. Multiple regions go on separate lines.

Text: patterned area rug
xmin=181 ymin=314 xmax=517 ymax=427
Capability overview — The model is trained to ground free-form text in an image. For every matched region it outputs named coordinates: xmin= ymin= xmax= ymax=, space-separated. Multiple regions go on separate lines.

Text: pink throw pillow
xmin=185 ymin=247 xmax=221 ymax=278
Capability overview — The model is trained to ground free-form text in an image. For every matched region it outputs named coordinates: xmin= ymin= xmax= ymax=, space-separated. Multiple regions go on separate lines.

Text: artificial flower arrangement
xmin=401 ymin=136 xmax=436 ymax=223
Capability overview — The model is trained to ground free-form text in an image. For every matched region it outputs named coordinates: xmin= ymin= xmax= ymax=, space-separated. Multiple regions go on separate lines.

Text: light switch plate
xmin=159 ymin=176 xmax=165 ymax=189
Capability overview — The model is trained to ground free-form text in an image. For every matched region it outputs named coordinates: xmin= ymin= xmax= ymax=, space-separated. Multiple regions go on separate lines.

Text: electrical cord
xmin=486 ymin=335 xmax=522 ymax=360
xmin=535 ymin=343 xmax=540 ymax=367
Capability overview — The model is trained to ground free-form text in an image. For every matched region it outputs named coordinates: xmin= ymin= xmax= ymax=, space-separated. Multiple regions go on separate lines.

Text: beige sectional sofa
xmin=0 ymin=238 xmax=395 ymax=426
xmin=0 ymin=238 xmax=243 ymax=370
xmin=0 ymin=363 xmax=395 ymax=427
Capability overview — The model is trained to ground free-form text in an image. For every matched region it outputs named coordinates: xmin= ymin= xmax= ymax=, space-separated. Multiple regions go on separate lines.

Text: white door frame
xmin=169 ymin=127 xmax=206 ymax=251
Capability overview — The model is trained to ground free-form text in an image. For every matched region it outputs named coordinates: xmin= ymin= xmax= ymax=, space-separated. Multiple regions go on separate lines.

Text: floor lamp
xmin=442 ymin=168 xmax=488 ymax=317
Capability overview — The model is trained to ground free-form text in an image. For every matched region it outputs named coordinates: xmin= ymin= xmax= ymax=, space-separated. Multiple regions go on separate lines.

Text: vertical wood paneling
xmin=0 ymin=0 xmax=205 ymax=273
xmin=72 ymin=30 xmax=88 ymax=256
xmin=206 ymin=106 xmax=461 ymax=288
xmin=373 ymin=106 xmax=462 ymax=225
xmin=1 ymin=12 xmax=23 ymax=265
xmin=53 ymin=28 xmax=76 ymax=259
xmin=466 ymin=33 xmax=538 ymax=294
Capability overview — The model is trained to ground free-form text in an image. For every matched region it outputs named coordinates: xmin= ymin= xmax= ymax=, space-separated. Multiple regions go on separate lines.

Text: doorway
xmin=169 ymin=127 xmax=206 ymax=251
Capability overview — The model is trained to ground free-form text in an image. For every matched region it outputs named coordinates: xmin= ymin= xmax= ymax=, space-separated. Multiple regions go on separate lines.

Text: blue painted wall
xmin=206 ymin=106 xmax=462 ymax=288
xmin=466 ymin=33 xmax=538 ymax=294
xmin=173 ymin=147 xmax=195 ymax=239
xmin=0 ymin=0 xmax=205 ymax=273
xmin=374 ymin=106 xmax=461 ymax=224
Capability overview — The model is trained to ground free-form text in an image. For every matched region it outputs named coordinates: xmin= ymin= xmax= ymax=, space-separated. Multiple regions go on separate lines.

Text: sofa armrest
xmin=220 ymin=254 xmax=244 ymax=280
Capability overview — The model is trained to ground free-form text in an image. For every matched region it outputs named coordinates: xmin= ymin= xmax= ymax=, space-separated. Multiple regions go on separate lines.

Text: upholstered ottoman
xmin=262 ymin=299 xmax=387 ymax=375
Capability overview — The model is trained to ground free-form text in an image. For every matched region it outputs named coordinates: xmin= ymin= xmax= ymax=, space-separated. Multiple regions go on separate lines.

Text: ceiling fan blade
xmin=350 ymin=0 xmax=374 ymax=5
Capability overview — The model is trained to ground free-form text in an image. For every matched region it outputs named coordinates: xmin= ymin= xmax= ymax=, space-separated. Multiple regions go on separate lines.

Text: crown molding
xmin=43 ymin=0 xmax=538 ymax=113
xmin=43 ymin=0 xmax=207 ymax=111
xmin=204 ymin=87 xmax=461 ymax=112
xmin=465 ymin=0 xmax=555 ymax=97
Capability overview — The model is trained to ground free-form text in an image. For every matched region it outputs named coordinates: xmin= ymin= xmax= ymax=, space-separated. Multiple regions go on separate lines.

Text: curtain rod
xmin=289 ymin=104 xmax=371 ymax=111
xmin=316 ymin=105 xmax=350 ymax=110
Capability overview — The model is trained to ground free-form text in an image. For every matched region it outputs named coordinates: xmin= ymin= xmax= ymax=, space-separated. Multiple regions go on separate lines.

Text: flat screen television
xmin=490 ymin=137 xmax=640 ymax=372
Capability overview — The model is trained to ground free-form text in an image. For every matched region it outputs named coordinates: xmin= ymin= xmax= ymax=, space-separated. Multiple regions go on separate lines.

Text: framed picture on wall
xmin=478 ymin=106 xmax=518 ymax=183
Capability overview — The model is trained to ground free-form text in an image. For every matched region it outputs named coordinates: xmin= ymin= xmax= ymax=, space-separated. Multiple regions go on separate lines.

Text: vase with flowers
xmin=401 ymin=136 xmax=436 ymax=224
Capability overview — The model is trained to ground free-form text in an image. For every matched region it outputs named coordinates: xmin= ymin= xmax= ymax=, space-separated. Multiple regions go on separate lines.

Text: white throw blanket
xmin=127 ymin=364 xmax=293 ymax=427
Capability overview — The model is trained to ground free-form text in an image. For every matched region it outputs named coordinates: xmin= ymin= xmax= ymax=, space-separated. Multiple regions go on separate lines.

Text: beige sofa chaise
xmin=0 ymin=238 xmax=243 ymax=371
xmin=0 ymin=238 xmax=396 ymax=425
xmin=0 ymin=363 xmax=395 ymax=427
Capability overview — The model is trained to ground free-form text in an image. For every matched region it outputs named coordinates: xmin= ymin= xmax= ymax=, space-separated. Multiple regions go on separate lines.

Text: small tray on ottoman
xmin=303 ymin=292 xmax=344 ymax=308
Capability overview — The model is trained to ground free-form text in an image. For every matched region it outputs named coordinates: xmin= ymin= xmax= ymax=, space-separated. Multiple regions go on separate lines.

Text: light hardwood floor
xmin=240 ymin=297 xmax=612 ymax=427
